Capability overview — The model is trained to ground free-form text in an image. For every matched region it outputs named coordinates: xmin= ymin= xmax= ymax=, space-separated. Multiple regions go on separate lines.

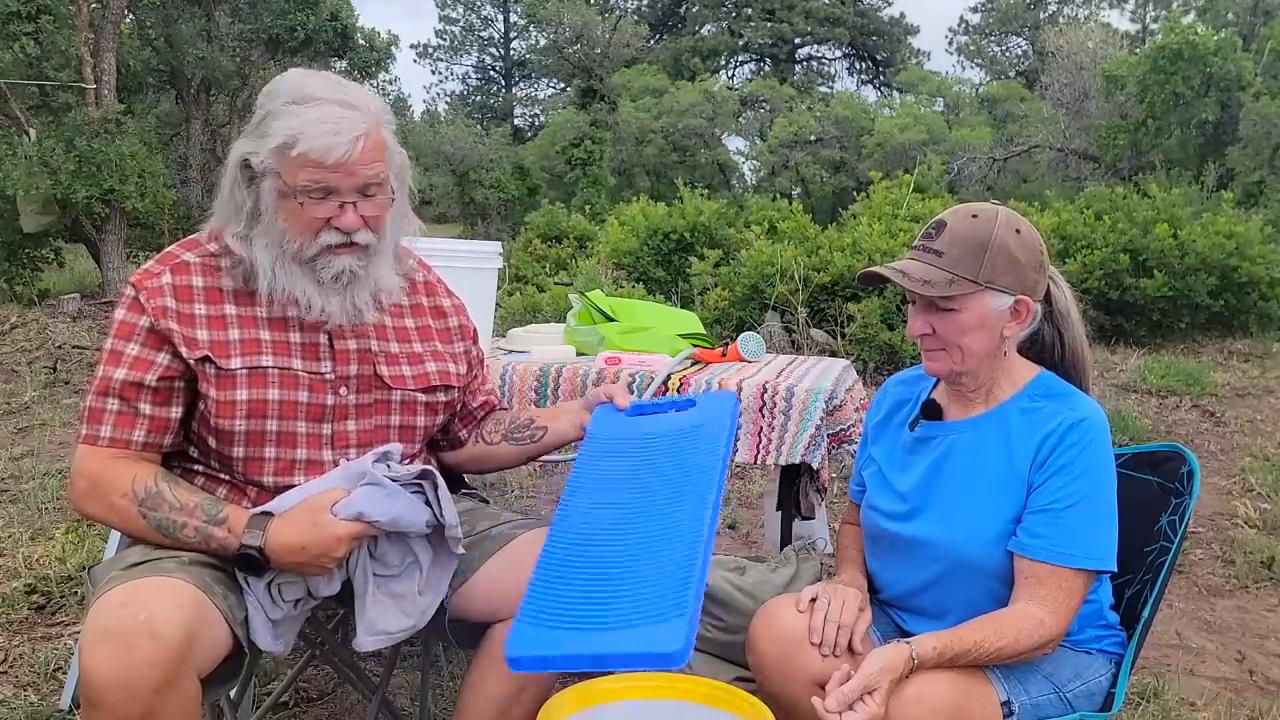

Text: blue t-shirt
xmin=849 ymin=365 xmax=1127 ymax=658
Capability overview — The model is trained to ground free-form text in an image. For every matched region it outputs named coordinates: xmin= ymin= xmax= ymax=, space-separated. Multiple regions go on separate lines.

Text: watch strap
xmin=240 ymin=511 xmax=274 ymax=551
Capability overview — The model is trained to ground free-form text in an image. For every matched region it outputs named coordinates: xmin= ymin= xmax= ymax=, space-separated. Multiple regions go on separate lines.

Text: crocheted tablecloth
xmin=486 ymin=353 xmax=870 ymax=496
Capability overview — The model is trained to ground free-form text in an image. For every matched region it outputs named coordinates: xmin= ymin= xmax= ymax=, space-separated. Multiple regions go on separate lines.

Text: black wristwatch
xmin=233 ymin=510 xmax=275 ymax=576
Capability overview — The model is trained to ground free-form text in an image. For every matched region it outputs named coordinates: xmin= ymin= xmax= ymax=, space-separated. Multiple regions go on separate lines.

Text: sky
xmin=350 ymin=0 xmax=973 ymax=108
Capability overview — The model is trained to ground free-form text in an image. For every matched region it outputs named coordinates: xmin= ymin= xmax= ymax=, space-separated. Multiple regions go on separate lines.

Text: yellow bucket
xmin=538 ymin=672 xmax=775 ymax=720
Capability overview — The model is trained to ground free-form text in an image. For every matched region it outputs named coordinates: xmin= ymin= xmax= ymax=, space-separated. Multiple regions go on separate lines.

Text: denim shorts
xmin=868 ymin=601 xmax=1120 ymax=720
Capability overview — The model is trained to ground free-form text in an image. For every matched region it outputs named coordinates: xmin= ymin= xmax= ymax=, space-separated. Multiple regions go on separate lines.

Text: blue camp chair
xmin=1050 ymin=442 xmax=1201 ymax=719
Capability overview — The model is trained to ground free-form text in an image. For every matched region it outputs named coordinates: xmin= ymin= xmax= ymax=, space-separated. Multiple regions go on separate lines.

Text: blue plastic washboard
xmin=504 ymin=390 xmax=741 ymax=673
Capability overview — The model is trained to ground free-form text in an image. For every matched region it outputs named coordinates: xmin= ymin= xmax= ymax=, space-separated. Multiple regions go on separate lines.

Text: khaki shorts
xmin=83 ymin=492 xmax=546 ymax=697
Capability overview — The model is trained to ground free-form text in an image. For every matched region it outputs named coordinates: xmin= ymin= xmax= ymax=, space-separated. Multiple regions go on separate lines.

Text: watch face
xmin=234 ymin=549 xmax=268 ymax=576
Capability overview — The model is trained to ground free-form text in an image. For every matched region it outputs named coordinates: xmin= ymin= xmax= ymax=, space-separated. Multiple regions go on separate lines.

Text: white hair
xmin=986 ymin=266 xmax=1094 ymax=394
xmin=987 ymin=289 xmax=1045 ymax=342
xmin=205 ymin=67 xmax=421 ymax=326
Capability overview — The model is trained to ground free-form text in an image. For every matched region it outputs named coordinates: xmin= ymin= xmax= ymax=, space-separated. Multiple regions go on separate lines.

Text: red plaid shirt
xmin=78 ymin=232 xmax=501 ymax=508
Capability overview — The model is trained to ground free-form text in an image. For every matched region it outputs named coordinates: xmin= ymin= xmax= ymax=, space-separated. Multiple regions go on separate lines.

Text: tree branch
xmin=1 ymin=83 xmax=35 ymax=141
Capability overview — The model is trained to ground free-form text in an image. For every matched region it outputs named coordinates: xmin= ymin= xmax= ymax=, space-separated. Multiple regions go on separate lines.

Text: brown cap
xmin=856 ymin=201 xmax=1050 ymax=300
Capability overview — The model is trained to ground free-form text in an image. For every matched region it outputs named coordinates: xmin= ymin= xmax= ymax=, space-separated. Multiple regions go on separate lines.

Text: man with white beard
xmin=67 ymin=68 xmax=630 ymax=720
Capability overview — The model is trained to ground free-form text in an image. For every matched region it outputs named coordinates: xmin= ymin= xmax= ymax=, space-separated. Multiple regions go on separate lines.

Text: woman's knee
xmin=885 ymin=668 xmax=1002 ymax=720
xmin=745 ymin=593 xmax=811 ymax=674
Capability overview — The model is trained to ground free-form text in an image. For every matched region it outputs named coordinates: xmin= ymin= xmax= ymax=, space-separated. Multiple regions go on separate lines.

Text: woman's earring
xmin=1003 ymin=339 xmax=1009 ymax=358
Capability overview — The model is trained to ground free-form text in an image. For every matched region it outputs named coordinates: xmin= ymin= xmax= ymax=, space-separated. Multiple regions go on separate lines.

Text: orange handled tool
xmin=691 ymin=331 xmax=767 ymax=364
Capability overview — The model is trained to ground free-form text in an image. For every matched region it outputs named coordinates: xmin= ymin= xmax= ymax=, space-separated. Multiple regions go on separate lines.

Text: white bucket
xmin=405 ymin=237 xmax=503 ymax=348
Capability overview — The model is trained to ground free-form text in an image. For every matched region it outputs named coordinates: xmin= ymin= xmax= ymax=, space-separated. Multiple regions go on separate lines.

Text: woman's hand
xmin=795 ymin=575 xmax=874 ymax=657
xmin=811 ymin=642 xmax=914 ymax=719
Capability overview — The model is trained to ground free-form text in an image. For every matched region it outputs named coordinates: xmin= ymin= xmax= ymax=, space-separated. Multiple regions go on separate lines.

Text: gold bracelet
xmin=888 ymin=638 xmax=919 ymax=678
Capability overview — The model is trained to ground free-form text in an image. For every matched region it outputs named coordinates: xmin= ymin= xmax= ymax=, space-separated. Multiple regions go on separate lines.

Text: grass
xmin=37 ymin=245 xmax=101 ymax=299
xmin=1227 ymin=529 xmax=1280 ymax=588
xmin=1242 ymin=452 xmax=1280 ymax=530
xmin=1119 ymin=677 xmax=1198 ymax=720
xmin=1109 ymin=404 xmax=1155 ymax=447
xmin=1226 ymin=451 xmax=1280 ymax=589
xmin=1118 ymin=676 xmax=1280 ymax=720
xmin=1134 ymin=354 xmax=1217 ymax=398
xmin=0 ymin=244 xmax=102 ymax=305
xmin=420 ymin=222 xmax=467 ymax=237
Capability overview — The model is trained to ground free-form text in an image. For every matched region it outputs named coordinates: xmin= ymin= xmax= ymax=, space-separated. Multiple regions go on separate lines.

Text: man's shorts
xmin=82 ymin=492 xmax=547 ymax=697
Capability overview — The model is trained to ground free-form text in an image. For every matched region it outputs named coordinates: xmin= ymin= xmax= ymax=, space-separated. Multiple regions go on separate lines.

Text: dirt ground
xmin=0 ymin=303 xmax=1277 ymax=719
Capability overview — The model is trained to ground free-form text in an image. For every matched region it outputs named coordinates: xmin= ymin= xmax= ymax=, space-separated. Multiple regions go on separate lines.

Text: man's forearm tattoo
xmin=130 ymin=470 xmax=237 ymax=554
xmin=475 ymin=411 xmax=550 ymax=447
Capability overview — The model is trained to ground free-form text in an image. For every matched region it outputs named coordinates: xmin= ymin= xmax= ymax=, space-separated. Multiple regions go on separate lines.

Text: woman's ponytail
xmin=1018 ymin=266 xmax=1093 ymax=395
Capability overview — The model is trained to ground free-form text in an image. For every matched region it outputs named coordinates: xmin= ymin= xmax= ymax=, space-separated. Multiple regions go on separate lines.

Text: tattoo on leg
xmin=130 ymin=470 xmax=236 ymax=554
xmin=475 ymin=411 xmax=550 ymax=447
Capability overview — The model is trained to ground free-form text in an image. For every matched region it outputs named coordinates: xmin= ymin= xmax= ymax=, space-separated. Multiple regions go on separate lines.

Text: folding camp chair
xmin=1049 ymin=442 xmax=1201 ymax=719
xmin=58 ymin=475 xmax=499 ymax=720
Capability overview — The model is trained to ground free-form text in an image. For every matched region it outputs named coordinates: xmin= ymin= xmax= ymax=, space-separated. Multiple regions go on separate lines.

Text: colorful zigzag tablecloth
xmin=486 ymin=352 xmax=870 ymax=498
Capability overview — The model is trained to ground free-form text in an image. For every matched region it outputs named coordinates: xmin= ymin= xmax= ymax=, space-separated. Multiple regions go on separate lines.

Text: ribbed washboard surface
xmin=505 ymin=391 xmax=741 ymax=673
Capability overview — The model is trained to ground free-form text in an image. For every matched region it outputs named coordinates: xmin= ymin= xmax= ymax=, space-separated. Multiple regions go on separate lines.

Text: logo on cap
xmin=917 ymin=219 xmax=946 ymax=242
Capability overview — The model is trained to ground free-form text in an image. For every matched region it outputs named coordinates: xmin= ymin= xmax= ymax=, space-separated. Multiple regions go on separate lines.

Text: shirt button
xmin=337 ymin=385 xmax=349 ymax=397
xmin=338 ymin=457 xmax=348 ymax=466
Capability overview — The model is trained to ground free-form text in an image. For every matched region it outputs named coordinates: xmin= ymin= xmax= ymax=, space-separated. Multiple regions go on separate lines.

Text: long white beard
xmin=238 ymin=222 xmax=405 ymax=327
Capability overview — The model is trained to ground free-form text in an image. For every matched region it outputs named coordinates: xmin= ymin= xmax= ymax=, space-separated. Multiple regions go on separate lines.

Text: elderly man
xmin=68 ymin=67 xmax=627 ymax=720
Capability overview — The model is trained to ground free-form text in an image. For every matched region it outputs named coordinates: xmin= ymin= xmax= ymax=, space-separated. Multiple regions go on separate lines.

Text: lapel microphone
xmin=908 ymin=398 xmax=944 ymax=432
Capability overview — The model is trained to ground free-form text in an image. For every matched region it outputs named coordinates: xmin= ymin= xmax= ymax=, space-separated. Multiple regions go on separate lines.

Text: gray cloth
xmin=677 ymin=539 xmax=826 ymax=692
xmin=237 ymin=444 xmax=465 ymax=655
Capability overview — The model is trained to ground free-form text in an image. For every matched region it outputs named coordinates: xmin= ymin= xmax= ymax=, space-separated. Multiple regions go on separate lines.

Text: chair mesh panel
xmin=1099 ymin=446 xmax=1197 ymax=713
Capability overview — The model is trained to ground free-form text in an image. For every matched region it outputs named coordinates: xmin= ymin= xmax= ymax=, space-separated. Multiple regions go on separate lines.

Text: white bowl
xmin=497 ymin=323 xmax=568 ymax=352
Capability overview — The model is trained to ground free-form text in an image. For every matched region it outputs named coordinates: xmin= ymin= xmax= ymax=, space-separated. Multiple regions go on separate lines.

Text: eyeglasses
xmin=275 ymin=174 xmax=397 ymax=218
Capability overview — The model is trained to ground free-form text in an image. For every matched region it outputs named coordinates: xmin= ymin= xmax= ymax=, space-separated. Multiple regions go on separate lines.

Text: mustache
xmin=297 ymin=227 xmax=380 ymax=259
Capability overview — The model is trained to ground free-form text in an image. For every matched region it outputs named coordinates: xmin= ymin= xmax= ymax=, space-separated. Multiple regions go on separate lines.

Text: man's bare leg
xmin=77 ymin=576 xmax=235 ymax=720
xmin=448 ymin=527 xmax=557 ymax=720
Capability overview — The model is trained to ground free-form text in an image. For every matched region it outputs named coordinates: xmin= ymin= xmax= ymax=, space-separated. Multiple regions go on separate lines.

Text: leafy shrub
xmin=496 ymin=203 xmax=654 ymax=333
xmin=0 ymin=197 xmax=65 ymax=302
xmin=503 ymin=204 xmax=601 ymax=289
xmin=497 ymin=176 xmax=1280 ymax=381
xmin=596 ymin=186 xmax=745 ymax=305
xmin=686 ymin=176 xmax=950 ymax=379
xmin=842 ymin=293 xmax=919 ymax=384
xmin=1029 ymin=184 xmax=1280 ymax=343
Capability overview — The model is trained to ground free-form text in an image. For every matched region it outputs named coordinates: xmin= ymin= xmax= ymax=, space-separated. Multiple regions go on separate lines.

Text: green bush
xmin=496 ymin=203 xmax=656 ymax=333
xmin=496 ymin=176 xmax=1280 ymax=381
xmin=596 ymin=186 xmax=745 ymax=305
xmin=503 ymin=204 xmax=601 ymax=289
xmin=1029 ymin=184 xmax=1280 ymax=342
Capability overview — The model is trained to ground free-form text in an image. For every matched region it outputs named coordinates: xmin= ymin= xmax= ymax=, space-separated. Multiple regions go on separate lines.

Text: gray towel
xmin=236 ymin=444 xmax=465 ymax=655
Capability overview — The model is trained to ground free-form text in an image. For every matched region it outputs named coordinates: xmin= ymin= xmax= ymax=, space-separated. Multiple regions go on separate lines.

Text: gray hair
xmin=206 ymin=67 xmax=419 ymax=251
xmin=204 ymin=68 xmax=421 ymax=326
xmin=988 ymin=265 xmax=1093 ymax=394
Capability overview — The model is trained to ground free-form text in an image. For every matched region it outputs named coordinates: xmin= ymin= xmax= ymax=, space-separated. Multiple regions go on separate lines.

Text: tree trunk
xmin=55 ymin=293 xmax=85 ymax=314
xmin=97 ymin=204 xmax=130 ymax=297
xmin=73 ymin=0 xmax=97 ymax=109
xmin=180 ymin=95 xmax=215 ymax=218
xmin=76 ymin=0 xmax=131 ymax=296
xmin=93 ymin=0 xmax=129 ymax=107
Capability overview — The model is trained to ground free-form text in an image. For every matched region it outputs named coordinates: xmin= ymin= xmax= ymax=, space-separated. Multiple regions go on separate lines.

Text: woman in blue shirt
xmin=745 ymin=202 xmax=1126 ymax=720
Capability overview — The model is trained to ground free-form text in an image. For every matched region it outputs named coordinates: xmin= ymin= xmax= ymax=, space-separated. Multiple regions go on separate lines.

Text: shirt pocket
xmin=191 ymin=347 xmax=334 ymax=428
xmin=370 ymin=353 xmax=468 ymax=448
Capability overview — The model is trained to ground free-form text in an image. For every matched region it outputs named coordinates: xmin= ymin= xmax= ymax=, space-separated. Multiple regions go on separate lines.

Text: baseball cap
xmin=856 ymin=201 xmax=1050 ymax=301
